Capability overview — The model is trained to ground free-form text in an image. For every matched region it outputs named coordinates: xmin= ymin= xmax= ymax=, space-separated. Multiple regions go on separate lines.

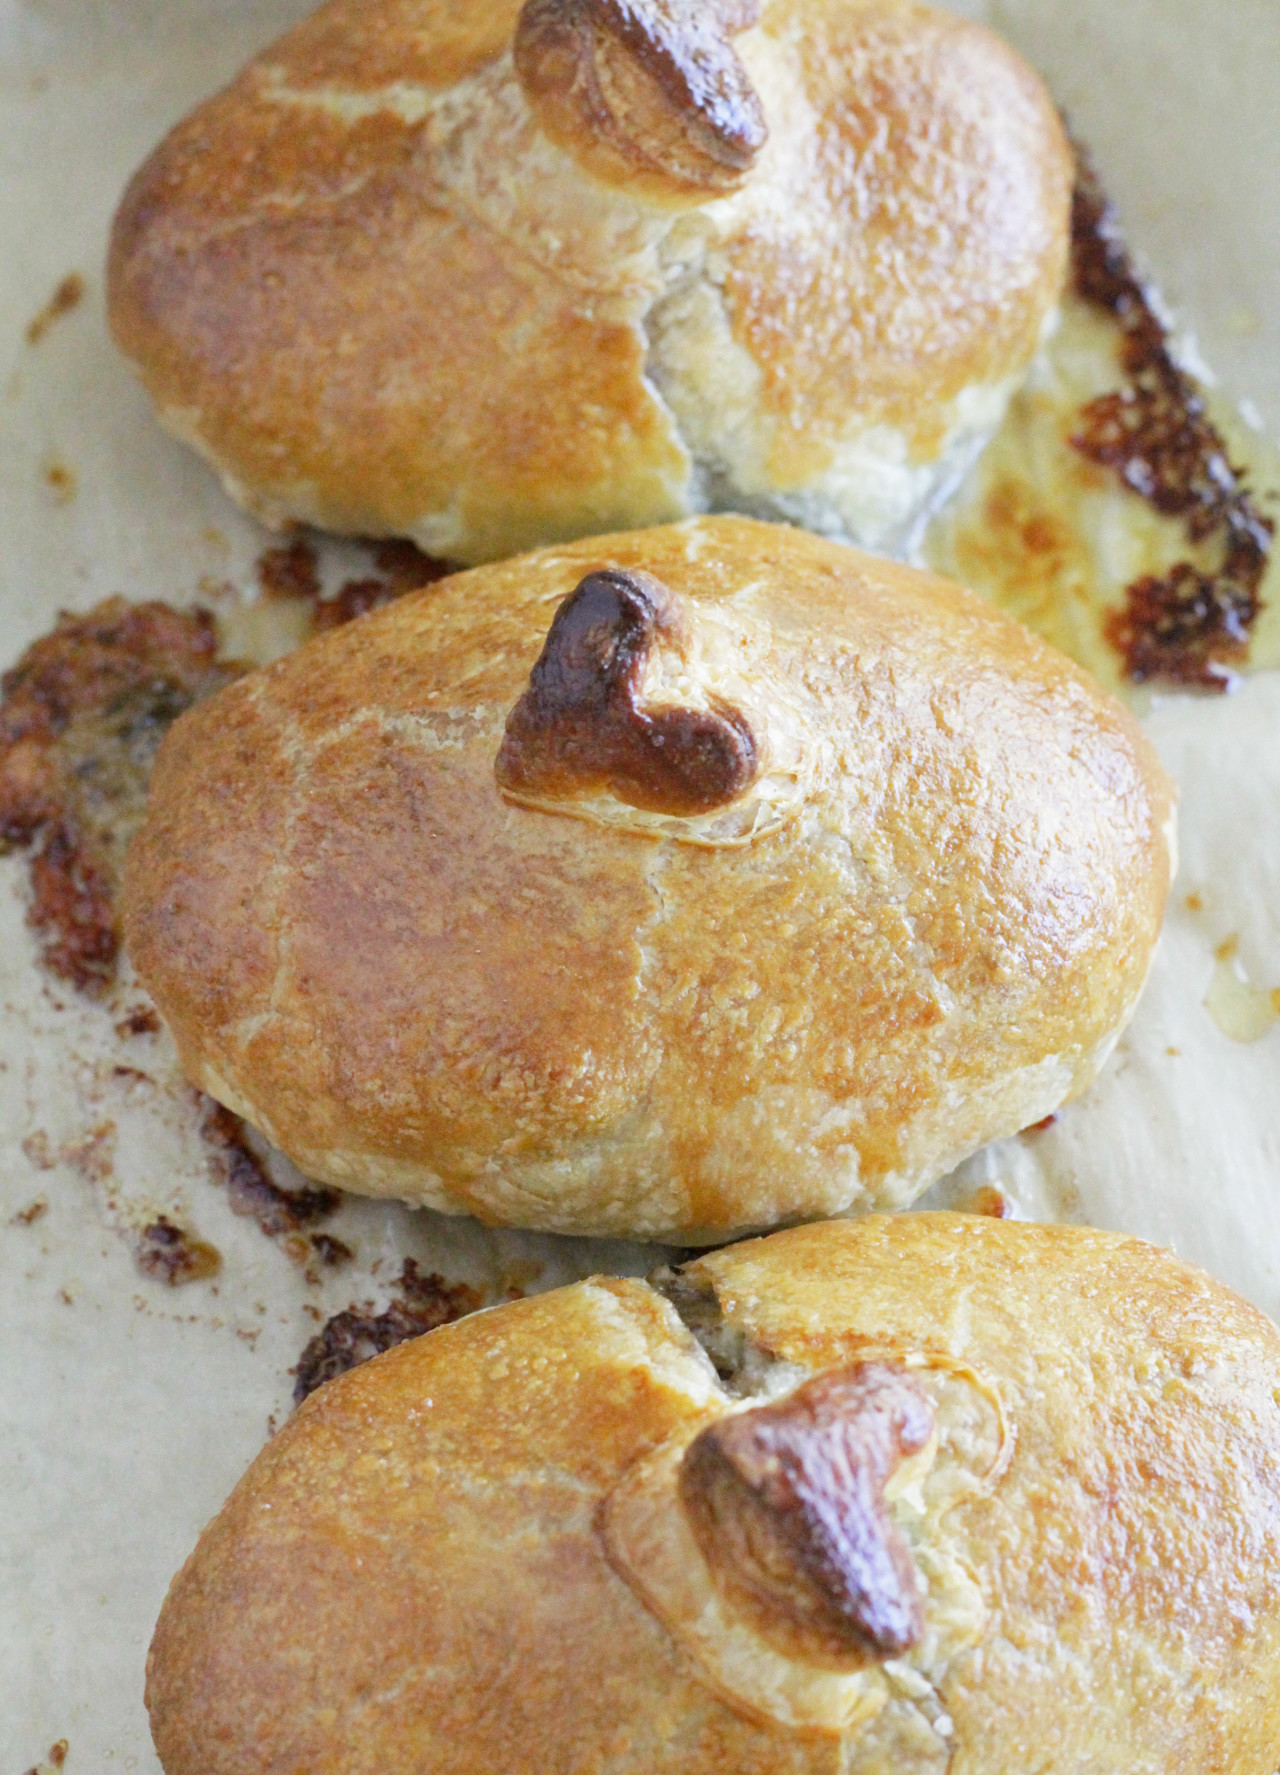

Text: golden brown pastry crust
xmin=145 ymin=1216 xmax=1280 ymax=1775
xmin=122 ymin=518 xmax=1173 ymax=1241
xmin=106 ymin=0 xmax=1071 ymax=562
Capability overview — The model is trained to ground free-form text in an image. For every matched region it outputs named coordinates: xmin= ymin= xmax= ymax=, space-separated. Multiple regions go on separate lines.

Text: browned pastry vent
xmin=679 ymin=1363 xmax=934 ymax=1667
xmin=515 ymin=0 xmax=766 ymax=199
xmin=1069 ymin=154 xmax=1274 ymax=690
xmin=495 ymin=568 xmax=759 ymax=816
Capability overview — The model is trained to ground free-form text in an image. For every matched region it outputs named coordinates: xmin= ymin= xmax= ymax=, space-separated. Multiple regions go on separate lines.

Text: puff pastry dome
xmin=107 ymin=0 xmax=1072 ymax=563
xmin=145 ymin=1215 xmax=1280 ymax=1775
xmin=122 ymin=519 xmax=1173 ymax=1242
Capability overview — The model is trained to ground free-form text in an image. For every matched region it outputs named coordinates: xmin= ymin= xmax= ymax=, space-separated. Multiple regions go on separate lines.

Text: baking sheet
xmin=2 ymin=0 xmax=1279 ymax=1767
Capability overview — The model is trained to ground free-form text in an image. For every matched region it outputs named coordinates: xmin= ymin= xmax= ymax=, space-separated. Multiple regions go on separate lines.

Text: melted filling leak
xmin=1205 ymin=936 xmax=1280 ymax=1045
xmin=925 ymin=155 xmax=1279 ymax=698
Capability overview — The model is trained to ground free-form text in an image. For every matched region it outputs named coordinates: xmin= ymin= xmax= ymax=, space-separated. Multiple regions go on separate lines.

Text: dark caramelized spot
xmin=293 ymin=1260 xmax=483 ymax=1404
xmin=200 ymin=1099 xmax=340 ymax=1239
xmin=496 ymin=568 xmax=758 ymax=817
xmin=515 ymin=0 xmax=766 ymax=199
xmin=0 ymin=598 xmax=241 ymax=992
xmin=679 ymin=1364 xmax=934 ymax=1667
xmin=1070 ymin=154 xmax=1274 ymax=690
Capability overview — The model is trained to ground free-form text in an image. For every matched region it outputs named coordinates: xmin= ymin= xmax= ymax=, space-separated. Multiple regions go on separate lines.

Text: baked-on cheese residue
xmin=923 ymin=155 xmax=1280 ymax=700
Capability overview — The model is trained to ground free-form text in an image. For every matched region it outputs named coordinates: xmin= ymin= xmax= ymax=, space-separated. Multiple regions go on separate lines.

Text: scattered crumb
xmin=21 ymin=1130 xmax=55 ymax=1169
xmin=257 ymin=534 xmax=453 ymax=633
xmin=58 ymin=1287 xmax=73 ymax=1306
xmin=310 ymin=1232 xmax=355 ymax=1269
xmin=281 ymin=1232 xmax=313 ymax=1268
xmin=22 ymin=1740 xmax=70 ymax=1775
xmin=293 ymin=1260 xmax=483 ymax=1404
xmin=258 ymin=536 xmax=321 ymax=604
xmin=134 ymin=1218 xmax=222 ymax=1287
xmin=1167 ymin=1046 xmax=1182 ymax=1057
xmin=26 ymin=273 xmax=85 ymax=345
xmin=1185 ymin=892 xmax=1204 ymax=913
xmin=115 ymin=1004 xmax=160 ymax=1038
xmin=111 ymin=1064 xmax=152 ymax=1085
xmin=282 ymin=1229 xmax=355 ymax=1283
xmin=1215 ymin=933 xmax=1240 ymax=963
xmin=966 ymin=1185 xmax=1011 ymax=1219
xmin=42 ymin=457 xmax=77 ymax=506
xmin=62 ymin=1121 xmax=116 ymax=1186
xmin=9 ymin=1197 xmax=48 ymax=1226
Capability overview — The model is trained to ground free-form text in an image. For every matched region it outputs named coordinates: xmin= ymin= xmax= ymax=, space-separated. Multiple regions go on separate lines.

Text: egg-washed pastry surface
xmin=144 ymin=1214 xmax=1280 ymax=1775
xmin=106 ymin=0 xmax=1071 ymax=565
xmin=122 ymin=518 xmax=1173 ymax=1242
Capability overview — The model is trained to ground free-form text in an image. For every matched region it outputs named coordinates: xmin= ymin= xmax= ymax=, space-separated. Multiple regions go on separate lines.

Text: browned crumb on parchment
xmin=25 ymin=273 xmax=84 ymax=345
xmin=20 ymin=1118 xmax=221 ymax=1286
xmin=0 ymin=599 xmax=242 ymax=992
xmin=293 ymin=1260 xmax=485 ymax=1404
xmin=134 ymin=1216 xmax=222 ymax=1286
xmin=258 ymin=534 xmax=454 ymax=633
xmin=1070 ymin=154 xmax=1274 ymax=690
xmin=21 ymin=1739 xmax=70 ymax=1775
xmin=964 ymin=1185 xmax=1011 ymax=1219
xmin=200 ymin=1098 xmax=341 ymax=1241
xmin=281 ymin=1228 xmax=356 ymax=1285
xmin=42 ymin=457 xmax=77 ymax=505
xmin=115 ymin=1003 xmax=160 ymax=1038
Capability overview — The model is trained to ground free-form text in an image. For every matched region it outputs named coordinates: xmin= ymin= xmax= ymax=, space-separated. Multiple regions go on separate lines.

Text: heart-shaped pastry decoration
xmin=496 ymin=568 xmax=760 ymax=816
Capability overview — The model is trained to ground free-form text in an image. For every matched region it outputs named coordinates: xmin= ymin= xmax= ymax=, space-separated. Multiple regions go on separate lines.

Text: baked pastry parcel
xmin=107 ymin=0 xmax=1071 ymax=564
xmin=145 ymin=1214 xmax=1280 ymax=1774
xmin=123 ymin=518 xmax=1174 ymax=1242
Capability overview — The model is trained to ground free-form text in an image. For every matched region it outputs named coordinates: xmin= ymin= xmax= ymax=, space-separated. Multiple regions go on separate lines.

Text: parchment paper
xmin=2 ymin=1 xmax=1278 ymax=1768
